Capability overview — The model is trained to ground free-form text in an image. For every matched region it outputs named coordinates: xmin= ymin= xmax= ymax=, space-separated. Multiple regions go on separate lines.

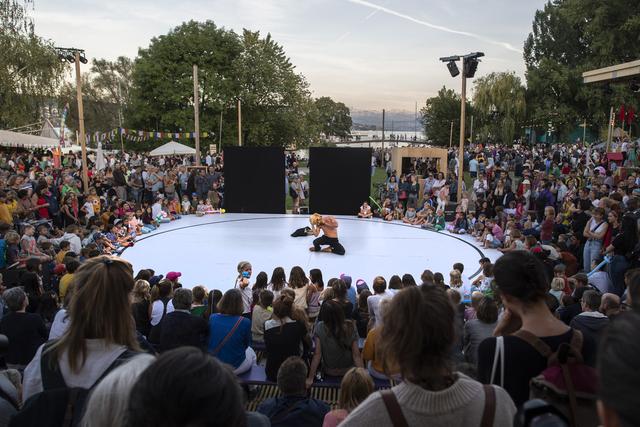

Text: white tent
xmin=0 ymin=130 xmax=59 ymax=148
xmin=149 ymin=141 xmax=196 ymax=157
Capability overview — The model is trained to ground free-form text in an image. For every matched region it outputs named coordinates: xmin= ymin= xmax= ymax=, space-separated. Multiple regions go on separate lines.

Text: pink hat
xmin=166 ymin=271 xmax=182 ymax=281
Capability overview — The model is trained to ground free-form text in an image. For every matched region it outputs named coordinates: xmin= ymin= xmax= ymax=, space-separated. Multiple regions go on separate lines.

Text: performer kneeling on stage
xmin=309 ymin=213 xmax=345 ymax=255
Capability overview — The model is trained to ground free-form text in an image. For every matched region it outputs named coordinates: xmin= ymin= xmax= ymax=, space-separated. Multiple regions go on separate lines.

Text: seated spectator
xmin=159 ymin=288 xmax=209 ymax=352
xmin=322 ymin=367 xmax=374 ymax=427
xmin=570 ymin=290 xmax=609 ymax=350
xmin=597 ymin=311 xmax=640 ymax=427
xmin=190 ymin=285 xmax=208 ymax=318
xmin=342 ymin=285 xmax=516 ymax=426
xmin=464 ymin=291 xmax=484 ymax=321
xmin=264 ymin=294 xmax=308 ymax=382
xmin=252 ymin=290 xmax=274 ymax=343
xmin=463 ymin=296 xmax=498 ymax=366
xmin=49 ymin=286 xmax=72 ymax=340
xmin=59 ymin=259 xmax=80 ymax=301
xmin=318 ymin=279 xmax=353 ymax=321
xmin=477 ymin=250 xmax=597 ymax=408
xmin=588 ymin=256 xmax=613 ymax=294
xmin=362 ymin=299 xmax=395 ymax=379
xmin=21 ymin=256 xmax=141 ymax=405
xmin=20 ymin=258 xmax=44 ymax=313
xmin=208 ymin=289 xmax=255 ymax=375
xmin=308 ymin=300 xmax=363 ymax=382
xmin=366 ymin=276 xmax=391 ymax=329
xmin=126 ymin=347 xmax=266 ymax=427
xmin=549 ymin=277 xmax=564 ymax=303
xmin=599 ymin=293 xmax=621 ymax=319
xmin=258 ymin=356 xmax=330 ymax=427
xmin=148 ymin=279 xmax=174 ymax=345
xmin=131 ymin=279 xmax=151 ymax=337
xmin=80 ymin=354 xmax=155 ymax=427
xmin=353 ymin=289 xmax=371 ymax=338
xmin=0 ymin=287 xmax=47 ymax=369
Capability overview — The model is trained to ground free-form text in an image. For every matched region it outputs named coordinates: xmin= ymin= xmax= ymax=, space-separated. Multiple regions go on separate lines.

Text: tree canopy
xmin=421 ymin=87 xmax=472 ymax=146
xmin=315 ymin=97 xmax=352 ymax=139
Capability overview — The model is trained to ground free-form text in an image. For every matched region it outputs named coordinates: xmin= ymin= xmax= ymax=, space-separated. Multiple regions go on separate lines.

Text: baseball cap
xmin=339 ymin=274 xmax=352 ymax=288
xmin=166 ymin=271 xmax=182 ymax=281
xmin=356 ymin=279 xmax=369 ymax=293
xmin=149 ymin=275 xmax=164 ymax=286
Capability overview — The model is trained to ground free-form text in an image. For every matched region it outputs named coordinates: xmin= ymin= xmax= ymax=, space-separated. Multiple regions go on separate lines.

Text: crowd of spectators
xmin=0 ymin=139 xmax=637 ymax=426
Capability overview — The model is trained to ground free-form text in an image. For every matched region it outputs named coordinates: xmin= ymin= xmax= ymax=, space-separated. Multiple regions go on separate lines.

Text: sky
xmin=32 ymin=0 xmax=548 ymax=111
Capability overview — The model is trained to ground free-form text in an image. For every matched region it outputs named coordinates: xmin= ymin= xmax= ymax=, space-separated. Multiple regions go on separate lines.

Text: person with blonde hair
xmin=323 ymin=367 xmax=375 ymax=427
xmin=131 ymin=279 xmax=151 ymax=337
xmin=309 ymin=214 xmax=345 ymax=255
xmin=80 ymin=354 xmax=155 ymax=427
xmin=449 ymin=269 xmax=463 ymax=290
xmin=18 ymin=256 xmax=141 ymax=425
xmin=549 ymin=277 xmax=565 ymax=303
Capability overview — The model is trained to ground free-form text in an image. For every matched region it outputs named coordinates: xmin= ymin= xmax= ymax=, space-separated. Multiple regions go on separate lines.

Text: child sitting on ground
xmin=402 ymin=206 xmax=417 ymax=224
xmin=181 ymin=195 xmax=192 ymax=215
xmin=447 ymin=211 xmax=469 ymax=234
xmin=393 ymin=202 xmax=404 ymax=221
xmin=358 ymin=202 xmax=373 ymax=218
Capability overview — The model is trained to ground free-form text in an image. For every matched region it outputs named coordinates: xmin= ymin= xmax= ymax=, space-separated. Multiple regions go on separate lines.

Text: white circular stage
xmin=121 ymin=214 xmax=495 ymax=291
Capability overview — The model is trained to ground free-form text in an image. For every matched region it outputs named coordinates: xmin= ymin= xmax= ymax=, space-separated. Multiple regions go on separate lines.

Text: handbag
xmin=490 ymin=336 xmax=504 ymax=387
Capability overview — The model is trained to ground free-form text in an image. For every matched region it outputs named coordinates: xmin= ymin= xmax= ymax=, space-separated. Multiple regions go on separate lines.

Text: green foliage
xmin=421 ymin=86 xmax=472 ymax=146
xmin=0 ymin=0 xmax=65 ymax=128
xmin=472 ymin=72 xmax=526 ymax=144
xmin=127 ymin=21 xmax=322 ymax=148
xmin=314 ymin=96 xmax=352 ymax=139
xmin=59 ymin=56 xmax=133 ymax=134
xmin=524 ymin=0 xmax=640 ymax=140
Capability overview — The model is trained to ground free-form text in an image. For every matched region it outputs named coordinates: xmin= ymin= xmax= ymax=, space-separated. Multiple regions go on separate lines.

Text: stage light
xmin=66 ymin=54 xmax=75 ymax=62
xmin=79 ymin=53 xmax=88 ymax=64
xmin=465 ymin=58 xmax=479 ymax=78
xmin=447 ymin=61 xmax=460 ymax=77
xmin=630 ymin=81 xmax=640 ymax=93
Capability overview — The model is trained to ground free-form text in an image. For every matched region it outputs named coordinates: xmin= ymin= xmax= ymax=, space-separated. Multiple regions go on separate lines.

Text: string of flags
xmin=85 ymin=128 xmax=212 ymax=143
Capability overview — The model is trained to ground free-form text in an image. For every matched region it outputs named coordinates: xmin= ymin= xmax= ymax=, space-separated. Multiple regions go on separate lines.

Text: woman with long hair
xmin=323 ymin=368 xmax=374 ymax=427
xmin=267 ymin=266 xmax=287 ymax=300
xmin=148 ymin=280 xmax=173 ymax=345
xmin=307 ymin=268 xmax=324 ymax=321
xmin=207 ymin=289 xmax=255 ymax=374
xmin=307 ymin=300 xmax=362 ymax=385
xmin=342 ymin=286 xmax=516 ymax=426
xmin=264 ymin=294 xmax=308 ymax=381
xmin=319 ymin=279 xmax=354 ymax=321
xmin=251 ymin=271 xmax=269 ymax=306
xmin=131 ymin=280 xmax=152 ymax=337
xmin=289 ymin=266 xmax=310 ymax=311
xmin=22 ymin=256 xmax=141 ymax=401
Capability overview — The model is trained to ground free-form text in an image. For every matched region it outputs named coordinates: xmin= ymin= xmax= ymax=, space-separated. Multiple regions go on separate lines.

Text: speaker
xmin=309 ymin=147 xmax=371 ymax=215
xmin=224 ymin=147 xmax=285 ymax=213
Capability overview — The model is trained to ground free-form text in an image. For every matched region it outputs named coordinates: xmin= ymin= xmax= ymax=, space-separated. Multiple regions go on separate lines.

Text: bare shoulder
xmin=324 ymin=216 xmax=338 ymax=227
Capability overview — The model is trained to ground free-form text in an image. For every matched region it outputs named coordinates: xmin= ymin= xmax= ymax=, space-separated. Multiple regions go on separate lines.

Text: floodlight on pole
xmin=439 ymin=51 xmax=484 ymax=203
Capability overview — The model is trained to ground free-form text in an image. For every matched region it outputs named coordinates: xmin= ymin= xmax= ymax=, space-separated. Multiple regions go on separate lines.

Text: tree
xmin=314 ymin=97 xmax=352 ymax=139
xmin=472 ymin=72 xmax=526 ymax=144
xmin=0 ymin=0 xmax=65 ymax=128
xmin=59 ymin=56 xmax=133 ymax=135
xmin=421 ymin=87 xmax=471 ymax=146
xmin=524 ymin=0 xmax=640 ymax=140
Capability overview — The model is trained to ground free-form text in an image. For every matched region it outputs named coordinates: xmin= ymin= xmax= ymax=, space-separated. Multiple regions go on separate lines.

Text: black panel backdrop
xmin=224 ymin=147 xmax=285 ymax=213
xmin=309 ymin=147 xmax=371 ymax=215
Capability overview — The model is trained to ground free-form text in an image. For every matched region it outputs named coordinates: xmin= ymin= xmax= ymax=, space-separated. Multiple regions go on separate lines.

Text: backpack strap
xmin=480 ymin=385 xmax=496 ymax=427
xmin=40 ymin=341 xmax=67 ymax=390
xmin=0 ymin=383 xmax=19 ymax=411
xmin=512 ymin=330 xmax=552 ymax=358
xmin=380 ymin=389 xmax=408 ymax=427
xmin=211 ymin=317 xmax=244 ymax=356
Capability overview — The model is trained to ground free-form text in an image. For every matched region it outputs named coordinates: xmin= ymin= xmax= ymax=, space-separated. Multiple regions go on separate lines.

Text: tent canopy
xmin=149 ymin=141 xmax=196 ymax=156
xmin=0 ymin=130 xmax=59 ymax=148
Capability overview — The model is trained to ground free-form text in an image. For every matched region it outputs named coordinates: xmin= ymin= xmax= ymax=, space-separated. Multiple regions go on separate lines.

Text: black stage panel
xmin=224 ymin=147 xmax=285 ymax=213
xmin=309 ymin=147 xmax=371 ymax=215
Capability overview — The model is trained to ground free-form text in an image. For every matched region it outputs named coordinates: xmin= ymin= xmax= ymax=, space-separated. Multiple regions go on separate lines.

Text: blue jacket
xmin=257 ymin=395 xmax=330 ymax=427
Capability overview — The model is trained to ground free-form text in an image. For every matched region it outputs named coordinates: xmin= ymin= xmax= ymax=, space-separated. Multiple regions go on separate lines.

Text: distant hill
xmin=350 ymin=109 xmax=422 ymax=131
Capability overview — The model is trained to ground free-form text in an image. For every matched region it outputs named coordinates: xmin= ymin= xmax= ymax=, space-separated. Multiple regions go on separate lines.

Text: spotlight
xmin=79 ymin=53 xmax=88 ymax=64
xmin=465 ymin=58 xmax=479 ymax=78
xmin=630 ymin=81 xmax=640 ymax=93
xmin=447 ymin=61 xmax=460 ymax=77
xmin=66 ymin=54 xmax=76 ymax=62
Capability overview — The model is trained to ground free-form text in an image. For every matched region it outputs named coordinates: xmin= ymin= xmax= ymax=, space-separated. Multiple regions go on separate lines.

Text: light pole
xmin=55 ymin=47 xmax=89 ymax=193
xmin=439 ymin=52 xmax=484 ymax=203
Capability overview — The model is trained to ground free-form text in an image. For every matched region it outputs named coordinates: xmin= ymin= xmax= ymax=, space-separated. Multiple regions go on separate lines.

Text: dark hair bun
xmin=493 ymin=250 xmax=549 ymax=303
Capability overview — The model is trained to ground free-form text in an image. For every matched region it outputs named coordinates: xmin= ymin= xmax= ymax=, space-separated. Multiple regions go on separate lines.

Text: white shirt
xmin=236 ymin=278 xmax=253 ymax=314
xmin=82 ymin=201 xmax=94 ymax=219
xmin=50 ymin=233 xmax=82 ymax=254
xmin=367 ymin=292 xmax=392 ymax=328
xmin=151 ymin=299 xmax=175 ymax=326
xmin=49 ymin=309 xmax=70 ymax=340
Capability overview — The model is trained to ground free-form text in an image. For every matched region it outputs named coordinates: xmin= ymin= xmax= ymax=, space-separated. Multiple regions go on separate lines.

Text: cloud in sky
xmin=32 ymin=0 xmax=546 ymax=110
xmin=346 ymin=0 xmax=523 ymax=54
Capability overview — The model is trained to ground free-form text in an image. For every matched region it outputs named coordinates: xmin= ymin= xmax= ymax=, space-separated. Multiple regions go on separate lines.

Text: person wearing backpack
xmin=477 ymin=250 xmax=598 ymax=408
xmin=13 ymin=256 xmax=141 ymax=426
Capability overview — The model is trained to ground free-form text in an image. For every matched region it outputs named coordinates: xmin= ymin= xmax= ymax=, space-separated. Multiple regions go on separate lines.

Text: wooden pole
xmin=457 ymin=59 xmax=467 ymax=204
xmin=470 ymin=115 xmax=474 ymax=145
xmin=449 ymin=121 xmax=454 ymax=148
xmin=193 ymin=64 xmax=201 ymax=165
xmin=381 ymin=109 xmax=385 ymax=153
xmin=74 ymin=52 xmax=89 ymax=194
xmin=118 ymin=80 xmax=124 ymax=155
xmin=237 ymin=99 xmax=242 ymax=146
xmin=606 ymin=106 xmax=614 ymax=152
xmin=582 ymin=118 xmax=587 ymax=148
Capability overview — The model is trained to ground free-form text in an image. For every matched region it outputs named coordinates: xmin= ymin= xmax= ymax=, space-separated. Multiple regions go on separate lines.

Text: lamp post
xmin=55 ymin=47 xmax=89 ymax=193
xmin=439 ymin=52 xmax=484 ymax=203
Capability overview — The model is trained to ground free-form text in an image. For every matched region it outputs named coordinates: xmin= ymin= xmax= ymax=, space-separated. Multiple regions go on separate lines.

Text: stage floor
xmin=121 ymin=214 xmax=499 ymax=292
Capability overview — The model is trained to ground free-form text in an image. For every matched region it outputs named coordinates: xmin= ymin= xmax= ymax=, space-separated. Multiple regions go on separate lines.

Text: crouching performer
xmin=309 ymin=213 xmax=345 ymax=255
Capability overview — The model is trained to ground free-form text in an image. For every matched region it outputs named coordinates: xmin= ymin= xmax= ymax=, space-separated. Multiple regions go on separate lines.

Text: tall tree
xmin=472 ymin=72 xmax=526 ymax=144
xmin=315 ymin=96 xmax=352 ymax=139
xmin=524 ymin=0 xmax=640 ymax=140
xmin=0 ymin=0 xmax=65 ymax=128
xmin=421 ymin=87 xmax=471 ymax=146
